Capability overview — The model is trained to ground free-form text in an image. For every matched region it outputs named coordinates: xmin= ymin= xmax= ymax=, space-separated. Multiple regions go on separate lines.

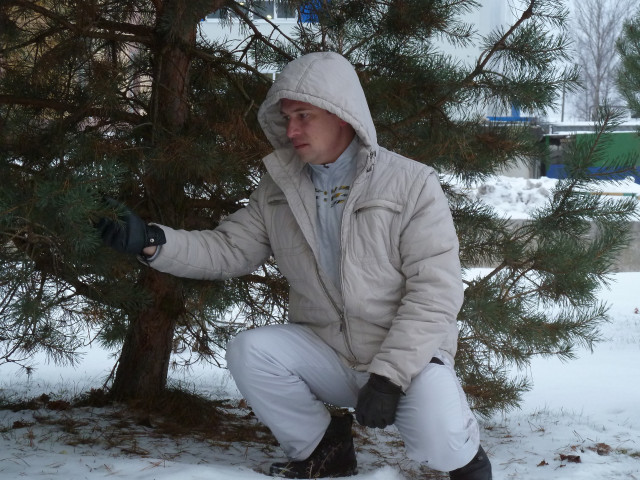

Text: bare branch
xmin=569 ymin=0 xmax=636 ymax=119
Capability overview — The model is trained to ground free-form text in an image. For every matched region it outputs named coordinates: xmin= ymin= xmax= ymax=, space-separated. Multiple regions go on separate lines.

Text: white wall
xmin=199 ymin=1 xmax=542 ymax=179
xmin=198 ymin=1 xmax=518 ymax=70
xmin=199 ymin=3 xmax=299 ymax=76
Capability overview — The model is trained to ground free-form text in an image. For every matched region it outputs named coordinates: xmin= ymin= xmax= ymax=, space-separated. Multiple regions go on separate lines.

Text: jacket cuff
xmin=145 ymin=224 xmax=167 ymax=248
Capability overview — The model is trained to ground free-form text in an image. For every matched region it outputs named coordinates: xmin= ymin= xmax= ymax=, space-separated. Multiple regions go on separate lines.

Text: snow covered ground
xmin=453 ymin=174 xmax=640 ymax=219
xmin=1 ymin=176 xmax=639 ymax=479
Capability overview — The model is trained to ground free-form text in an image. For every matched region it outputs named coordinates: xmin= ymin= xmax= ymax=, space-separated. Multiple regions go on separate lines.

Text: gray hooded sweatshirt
xmin=149 ymin=52 xmax=464 ymax=391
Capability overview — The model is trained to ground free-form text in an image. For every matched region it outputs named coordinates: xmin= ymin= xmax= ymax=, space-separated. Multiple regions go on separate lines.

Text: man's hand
xmin=355 ymin=373 xmax=403 ymax=429
xmin=96 ymin=198 xmax=166 ymax=255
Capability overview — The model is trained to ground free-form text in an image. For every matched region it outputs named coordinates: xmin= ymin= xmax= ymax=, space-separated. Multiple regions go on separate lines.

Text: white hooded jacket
xmin=149 ymin=52 xmax=464 ymax=391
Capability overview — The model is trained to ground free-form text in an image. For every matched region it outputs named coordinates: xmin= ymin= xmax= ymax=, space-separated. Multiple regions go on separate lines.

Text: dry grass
xmin=0 ymin=388 xmax=448 ymax=479
xmin=1 ymin=387 xmax=280 ymax=453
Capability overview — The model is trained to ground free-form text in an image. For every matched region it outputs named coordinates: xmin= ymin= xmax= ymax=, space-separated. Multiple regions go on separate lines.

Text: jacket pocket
xmin=353 ymin=199 xmax=402 ymax=215
xmin=265 ymin=194 xmax=308 ymax=267
xmin=350 ymin=199 xmax=402 ymax=265
xmin=267 ymin=194 xmax=289 ymax=206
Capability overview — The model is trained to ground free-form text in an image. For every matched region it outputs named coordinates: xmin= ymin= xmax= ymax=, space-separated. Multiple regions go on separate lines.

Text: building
xmin=199 ymin=2 xmax=640 ymax=183
xmin=199 ymin=1 xmax=518 ymax=84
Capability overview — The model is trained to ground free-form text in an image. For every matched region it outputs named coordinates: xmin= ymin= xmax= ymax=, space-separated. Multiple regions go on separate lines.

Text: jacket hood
xmin=257 ymin=52 xmax=378 ymax=153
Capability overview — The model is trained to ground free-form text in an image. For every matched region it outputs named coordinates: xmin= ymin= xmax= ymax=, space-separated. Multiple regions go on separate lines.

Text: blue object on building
xmin=487 ymin=104 xmax=534 ymax=123
xmin=299 ymin=0 xmax=325 ymax=23
xmin=546 ymin=165 xmax=640 ymax=184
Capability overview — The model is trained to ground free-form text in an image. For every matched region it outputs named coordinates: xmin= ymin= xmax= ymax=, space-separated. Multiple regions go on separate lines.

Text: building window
xmin=253 ymin=1 xmax=274 ymax=18
xmin=205 ymin=7 xmax=234 ymax=21
xmin=205 ymin=1 xmax=297 ymax=22
xmin=274 ymin=1 xmax=297 ymax=19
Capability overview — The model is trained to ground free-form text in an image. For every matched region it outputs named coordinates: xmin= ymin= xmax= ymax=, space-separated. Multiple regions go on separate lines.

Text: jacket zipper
xmin=314 ymin=263 xmax=357 ymax=362
xmin=334 ymin=149 xmax=377 ymax=365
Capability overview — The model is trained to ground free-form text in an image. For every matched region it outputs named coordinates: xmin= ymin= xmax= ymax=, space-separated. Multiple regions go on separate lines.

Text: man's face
xmin=280 ymin=99 xmax=354 ymax=165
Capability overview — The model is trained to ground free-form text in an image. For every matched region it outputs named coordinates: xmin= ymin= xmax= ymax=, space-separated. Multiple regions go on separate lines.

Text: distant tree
xmin=616 ymin=8 xmax=640 ymax=117
xmin=1 ymin=0 xmax=637 ymax=414
xmin=570 ymin=0 xmax=636 ymax=120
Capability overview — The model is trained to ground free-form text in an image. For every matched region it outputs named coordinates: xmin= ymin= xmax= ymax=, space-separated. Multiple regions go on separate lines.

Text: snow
xmin=451 ymin=174 xmax=640 ymax=219
xmin=1 ymin=175 xmax=639 ymax=479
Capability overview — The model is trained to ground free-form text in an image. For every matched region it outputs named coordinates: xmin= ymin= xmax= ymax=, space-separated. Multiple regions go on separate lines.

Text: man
xmin=99 ymin=52 xmax=491 ymax=479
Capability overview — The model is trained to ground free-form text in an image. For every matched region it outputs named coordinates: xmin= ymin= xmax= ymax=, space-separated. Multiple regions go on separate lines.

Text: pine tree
xmin=1 ymin=0 xmax=637 ymax=413
xmin=617 ymin=8 xmax=640 ymax=117
xmin=0 ymin=0 xmax=285 ymax=399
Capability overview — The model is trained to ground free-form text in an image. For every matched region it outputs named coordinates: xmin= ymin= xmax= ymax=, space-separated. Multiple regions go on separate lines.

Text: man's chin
xmin=296 ymin=152 xmax=319 ymax=165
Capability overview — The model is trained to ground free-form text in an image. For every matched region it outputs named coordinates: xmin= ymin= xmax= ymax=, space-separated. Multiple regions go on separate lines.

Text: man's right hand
xmin=96 ymin=198 xmax=166 ymax=255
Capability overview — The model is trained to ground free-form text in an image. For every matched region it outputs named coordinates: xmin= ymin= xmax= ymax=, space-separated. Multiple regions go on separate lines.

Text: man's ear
xmin=341 ymin=121 xmax=356 ymax=138
xmin=329 ymin=111 xmax=353 ymax=131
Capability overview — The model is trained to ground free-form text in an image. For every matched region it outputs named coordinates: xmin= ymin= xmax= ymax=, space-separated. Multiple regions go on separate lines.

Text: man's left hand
xmin=355 ymin=373 xmax=403 ymax=428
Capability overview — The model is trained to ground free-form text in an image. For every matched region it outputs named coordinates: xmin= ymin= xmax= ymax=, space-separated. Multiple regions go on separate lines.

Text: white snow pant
xmin=225 ymin=323 xmax=480 ymax=472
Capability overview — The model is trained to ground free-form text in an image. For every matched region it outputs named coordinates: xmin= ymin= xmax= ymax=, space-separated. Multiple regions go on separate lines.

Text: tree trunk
xmin=110 ymin=5 xmax=197 ymax=400
xmin=111 ymin=269 xmax=184 ymax=400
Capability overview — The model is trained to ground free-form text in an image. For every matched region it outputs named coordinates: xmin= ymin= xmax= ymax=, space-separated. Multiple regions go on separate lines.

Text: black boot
xmin=449 ymin=445 xmax=492 ymax=480
xmin=269 ymin=414 xmax=358 ymax=478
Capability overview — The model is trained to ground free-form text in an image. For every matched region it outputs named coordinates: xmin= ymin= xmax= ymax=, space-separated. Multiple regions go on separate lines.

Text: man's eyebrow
xmin=280 ymin=106 xmax=312 ymax=115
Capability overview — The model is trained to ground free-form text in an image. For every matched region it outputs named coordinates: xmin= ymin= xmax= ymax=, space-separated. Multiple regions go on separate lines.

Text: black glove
xmin=96 ymin=198 xmax=166 ymax=255
xmin=355 ymin=373 xmax=403 ymax=429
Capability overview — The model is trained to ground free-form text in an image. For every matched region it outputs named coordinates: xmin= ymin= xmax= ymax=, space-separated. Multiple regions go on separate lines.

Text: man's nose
xmin=286 ymin=119 xmax=299 ymax=139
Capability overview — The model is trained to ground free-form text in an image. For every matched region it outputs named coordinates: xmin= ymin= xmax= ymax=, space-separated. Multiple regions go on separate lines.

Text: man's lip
xmin=293 ymin=143 xmax=308 ymax=150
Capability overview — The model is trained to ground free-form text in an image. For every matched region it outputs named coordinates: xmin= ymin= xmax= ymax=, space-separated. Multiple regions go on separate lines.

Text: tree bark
xmin=110 ymin=2 xmax=199 ymax=400
xmin=110 ymin=269 xmax=184 ymax=400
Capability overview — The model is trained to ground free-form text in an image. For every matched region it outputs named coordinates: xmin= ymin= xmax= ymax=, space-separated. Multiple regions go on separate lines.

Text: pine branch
xmin=0 ymin=95 xmax=142 ymax=124
xmin=6 ymin=0 xmax=154 ymax=44
xmin=75 ymin=28 xmax=153 ymax=45
xmin=0 ymin=25 xmax=65 ymax=56
xmin=344 ymin=31 xmax=384 ymax=58
xmin=189 ymin=48 xmax=271 ymax=108
xmin=8 ymin=242 xmax=102 ymax=307
xmin=9 ymin=0 xmax=77 ymax=31
xmin=228 ymin=2 xmax=296 ymax=61
xmin=391 ymin=0 xmax=535 ymax=129
xmin=91 ymin=18 xmax=154 ymax=42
